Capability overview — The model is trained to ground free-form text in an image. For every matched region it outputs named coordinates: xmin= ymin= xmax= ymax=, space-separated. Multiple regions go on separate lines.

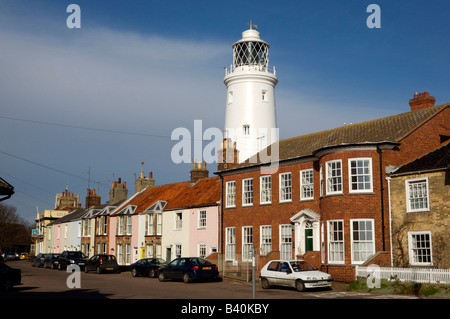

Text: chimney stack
xmin=85 ymin=188 xmax=101 ymax=209
xmin=217 ymin=138 xmax=240 ymax=171
xmin=190 ymin=158 xmax=209 ymax=184
xmin=109 ymin=177 xmax=128 ymax=204
xmin=409 ymin=91 xmax=436 ymax=111
xmin=135 ymin=171 xmax=155 ymax=193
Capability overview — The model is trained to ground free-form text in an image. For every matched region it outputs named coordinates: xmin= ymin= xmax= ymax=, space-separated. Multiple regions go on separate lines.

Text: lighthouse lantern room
xmin=224 ymin=23 xmax=279 ymax=163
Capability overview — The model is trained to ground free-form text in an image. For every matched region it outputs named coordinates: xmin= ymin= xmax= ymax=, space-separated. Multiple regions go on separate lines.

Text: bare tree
xmin=391 ymin=220 xmax=412 ymax=267
xmin=0 ymin=203 xmax=33 ymax=252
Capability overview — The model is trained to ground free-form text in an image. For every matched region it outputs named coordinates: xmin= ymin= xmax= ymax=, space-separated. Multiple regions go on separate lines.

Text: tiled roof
xmin=110 ymin=182 xmax=185 ymax=216
xmin=230 ymin=103 xmax=449 ymax=170
xmin=392 ymin=142 xmax=450 ymax=175
xmin=111 ymin=176 xmax=221 ymax=216
xmin=165 ymin=177 xmax=221 ymax=210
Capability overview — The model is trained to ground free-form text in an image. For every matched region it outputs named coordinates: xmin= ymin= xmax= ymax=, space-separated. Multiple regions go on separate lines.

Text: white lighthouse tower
xmin=224 ymin=24 xmax=278 ymax=163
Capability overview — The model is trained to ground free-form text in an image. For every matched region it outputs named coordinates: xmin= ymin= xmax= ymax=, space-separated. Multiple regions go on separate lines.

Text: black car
xmin=85 ymin=255 xmax=120 ymax=274
xmin=43 ymin=253 xmax=61 ymax=269
xmin=31 ymin=253 xmax=49 ymax=267
xmin=0 ymin=262 xmax=21 ymax=291
xmin=58 ymin=251 xmax=87 ymax=270
xmin=130 ymin=258 xmax=167 ymax=278
xmin=158 ymin=257 xmax=220 ymax=283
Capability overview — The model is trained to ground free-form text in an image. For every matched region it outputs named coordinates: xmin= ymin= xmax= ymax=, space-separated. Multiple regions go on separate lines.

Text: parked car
xmin=20 ymin=253 xmax=29 ymax=260
xmin=85 ymin=255 xmax=120 ymax=274
xmin=259 ymin=259 xmax=333 ymax=292
xmin=58 ymin=251 xmax=87 ymax=270
xmin=31 ymin=253 xmax=49 ymax=267
xmin=130 ymin=258 xmax=167 ymax=278
xmin=5 ymin=253 xmax=17 ymax=260
xmin=43 ymin=253 xmax=61 ymax=269
xmin=0 ymin=262 xmax=21 ymax=291
xmin=158 ymin=257 xmax=220 ymax=283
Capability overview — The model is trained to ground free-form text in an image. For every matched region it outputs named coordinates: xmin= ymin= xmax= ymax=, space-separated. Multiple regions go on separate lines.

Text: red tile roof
xmin=111 ymin=176 xmax=221 ymax=215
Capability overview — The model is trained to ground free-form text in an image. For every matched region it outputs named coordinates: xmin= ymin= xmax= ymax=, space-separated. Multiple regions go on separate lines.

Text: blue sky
xmin=0 ymin=0 xmax=449 ymax=223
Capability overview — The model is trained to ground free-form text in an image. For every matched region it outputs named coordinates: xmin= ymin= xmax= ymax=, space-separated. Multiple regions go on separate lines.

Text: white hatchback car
xmin=260 ymin=260 xmax=333 ymax=292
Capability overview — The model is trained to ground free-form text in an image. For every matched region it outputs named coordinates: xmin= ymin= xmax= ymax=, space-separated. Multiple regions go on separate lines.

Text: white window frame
xmin=198 ymin=242 xmax=207 ymax=258
xmin=260 ymin=175 xmax=272 ymax=204
xmin=156 ymin=213 xmax=162 ymax=235
xmin=408 ymin=231 xmax=433 ymax=266
xmin=260 ymin=225 xmax=272 ymax=256
xmin=225 ymin=181 xmax=236 ymax=208
xmin=300 ymin=169 xmax=314 ymax=200
xmin=279 ymin=172 xmax=292 ymax=203
xmin=147 ymin=244 xmax=154 ymax=258
xmin=328 ymin=220 xmax=345 ymax=264
xmin=175 ymin=212 xmax=183 ymax=230
xmin=405 ymin=177 xmax=430 ymax=213
xmin=279 ymin=224 xmax=292 ymax=260
xmin=242 ymin=226 xmax=253 ymax=262
xmin=147 ymin=214 xmax=154 ymax=236
xmin=350 ymin=219 xmax=375 ymax=264
xmin=348 ymin=158 xmax=373 ymax=193
xmin=225 ymin=227 xmax=236 ymax=261
xmin=102 ymin=216 xmax=108 ymax=235
xmin=125 ymin=244 xmax=131 ymax=265
xmin=243 ymin=125 xmax=250 ymax=136
xmin=118 ymin=216 xmax=124 ymax=236
xmin=198 ymin=210 xmax=207 ymax=229
xmin=117 ymin=244 xmax=123 ymax=264
xmin=126 ymin=215 xmax=132 ymax=235
xmin=242 ymin=178 xmax=253 ymax=206
xmin=326 ymin=160 xmax=343 ymax=195
xmin=175 ymin=244 xmax=182 ymax=258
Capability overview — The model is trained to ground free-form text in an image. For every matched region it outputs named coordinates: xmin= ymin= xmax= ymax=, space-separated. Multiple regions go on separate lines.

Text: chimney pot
xmin=149 ymin=172 xmax=153 ymax=179
xmin=409 ymin=91 xmax=436 ymax=111
xmin=118 ymin=177 xmax=121 ymax=184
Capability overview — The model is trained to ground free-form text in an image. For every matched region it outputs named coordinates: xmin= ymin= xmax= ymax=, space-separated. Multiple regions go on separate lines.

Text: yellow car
xmin=20 ymin=252 xmax=29 ymax=260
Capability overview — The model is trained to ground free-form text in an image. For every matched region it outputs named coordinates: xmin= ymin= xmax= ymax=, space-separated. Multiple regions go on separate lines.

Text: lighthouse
xmin=224 ymin=24 xmax=278 ymax=163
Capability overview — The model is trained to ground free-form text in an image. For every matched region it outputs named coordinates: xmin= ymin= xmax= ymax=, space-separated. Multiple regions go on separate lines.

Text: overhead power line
xmin=0 ymin=150 xmax=108 ymax=188
xmin=0 ymin=115 xmax=171 ymax=139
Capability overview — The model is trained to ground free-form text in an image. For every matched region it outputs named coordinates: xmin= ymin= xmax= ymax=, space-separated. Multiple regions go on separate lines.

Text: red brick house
xmin=216 ymin=92 xmax=449 ymax=281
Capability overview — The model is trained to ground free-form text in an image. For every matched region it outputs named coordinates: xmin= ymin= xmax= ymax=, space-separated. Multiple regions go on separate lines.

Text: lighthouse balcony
xmin=225 ymin=64 xmax=276 ymax=76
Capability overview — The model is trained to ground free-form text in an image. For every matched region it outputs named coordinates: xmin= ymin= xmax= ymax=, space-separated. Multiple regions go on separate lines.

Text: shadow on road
xmin=0 ymin=286 xmax=113 ymax=299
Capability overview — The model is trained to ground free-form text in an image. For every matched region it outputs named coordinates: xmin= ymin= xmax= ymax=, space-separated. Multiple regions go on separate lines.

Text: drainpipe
xmin=386 ymin=176 xmax=393 ymax=267
xmin=377 ymin=147 xmax=386 ymax=252
xmin=218 ymin=174 xmax=224 ymax=257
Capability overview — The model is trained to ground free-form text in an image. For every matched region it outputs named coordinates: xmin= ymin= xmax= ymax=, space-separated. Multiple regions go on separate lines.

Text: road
xmin=2 ymin=260 xmax=433 ymax=317
xmin=2 ymin=260 xmax=421 ymax=300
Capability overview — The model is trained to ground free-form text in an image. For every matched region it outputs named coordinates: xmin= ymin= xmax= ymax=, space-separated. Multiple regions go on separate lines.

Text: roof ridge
xmin=280 ymin=103 xmax=448 ymax=144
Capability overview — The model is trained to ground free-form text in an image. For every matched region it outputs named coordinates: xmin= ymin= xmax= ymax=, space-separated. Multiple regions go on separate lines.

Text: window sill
xmin=259 ymin=202 xmax=272 ymax=206
xmin=407 ymin=209 xmax=430 ymax=213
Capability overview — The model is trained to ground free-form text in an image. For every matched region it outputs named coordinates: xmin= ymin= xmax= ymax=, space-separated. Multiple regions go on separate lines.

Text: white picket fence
xmin=355 ymin=265 xmax=450 ymax=284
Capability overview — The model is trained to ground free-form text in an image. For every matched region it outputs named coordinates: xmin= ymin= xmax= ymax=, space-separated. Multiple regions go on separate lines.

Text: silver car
xmin=260 ymin=260 xmax=333 ymax=292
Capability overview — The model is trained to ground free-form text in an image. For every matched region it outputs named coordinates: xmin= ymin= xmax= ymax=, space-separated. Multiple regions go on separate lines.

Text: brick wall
xmin=220 ymin=106 xmax=449 ymax=282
